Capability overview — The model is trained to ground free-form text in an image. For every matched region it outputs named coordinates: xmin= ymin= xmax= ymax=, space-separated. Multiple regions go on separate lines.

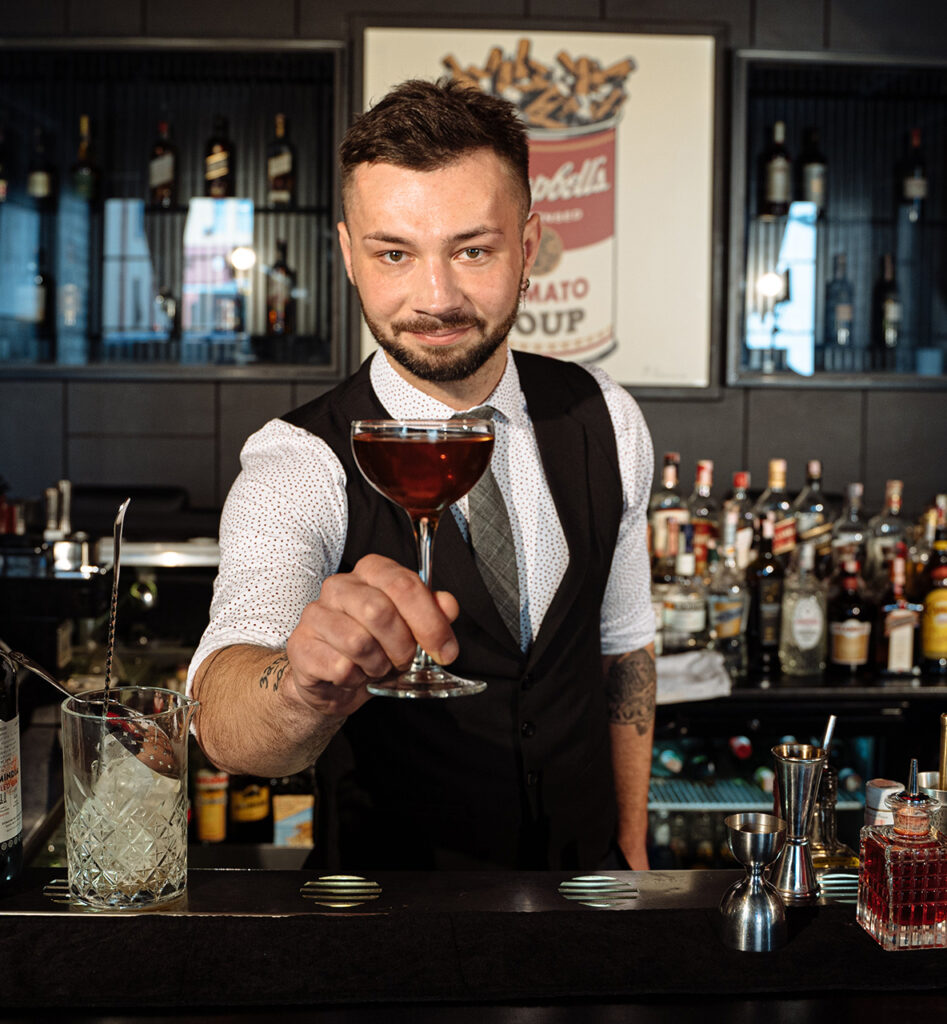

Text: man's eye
xmin=384 ymin=251 xmax=404 ymax=263
xmin=463 ymin=248 xmax=483 ymax=259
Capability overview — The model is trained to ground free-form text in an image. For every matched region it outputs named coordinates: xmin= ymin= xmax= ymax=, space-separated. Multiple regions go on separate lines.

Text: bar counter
xmin=2 ymin=865 xmax=946 ymax=1020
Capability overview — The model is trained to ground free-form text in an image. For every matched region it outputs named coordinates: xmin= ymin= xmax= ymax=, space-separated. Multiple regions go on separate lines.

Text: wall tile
xmin=68 ymin=436 xmax=217 ymax=506
xmin=0 ymin=381 xmax=64 ymax=498
xmin=299 ymin=2 xmax=525 ymax=43
xmin=754 ymin=0 xmax=825 ymax=50
xmin=829 ymin=0 xmax=947 ymax=58
xmin=3 ymin=1 xmax=67 ymax=35
xmin=68 ymin=0 xmax=145 ymax=36
xmin=745 ymin=388 xmax=862 ymax=501
xmin=218 ymin=383 xmax=294 ymax=500
xmin=602 ymin=0 xmax=751 ymax=48
xmin=145 ymin=0 xmax=295 ymax=39
xmin=67 ymin=382 xmax=214 ymax=436
xmin=635 ymin=390 xmax=745 ymax=499
xmin=864 ymin=390 xmax=945 ymax=519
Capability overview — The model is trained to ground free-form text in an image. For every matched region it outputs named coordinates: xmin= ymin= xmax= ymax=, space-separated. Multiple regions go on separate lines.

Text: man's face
xmin=338 ymin=149 xmax=540 ymax=388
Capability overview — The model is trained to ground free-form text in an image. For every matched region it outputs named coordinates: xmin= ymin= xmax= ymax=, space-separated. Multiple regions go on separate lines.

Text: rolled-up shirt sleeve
xmin=187 ymin=419 xmax=348 ymax=693
xmin=589 ymin=367 xmax=656 ymax=656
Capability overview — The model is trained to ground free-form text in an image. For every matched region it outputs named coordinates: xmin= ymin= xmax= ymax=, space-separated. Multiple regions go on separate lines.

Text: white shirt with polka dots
xmin=188 ymin=349 xmax=655 ymax=688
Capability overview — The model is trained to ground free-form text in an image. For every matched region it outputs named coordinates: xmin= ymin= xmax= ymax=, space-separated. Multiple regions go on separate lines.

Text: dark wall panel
xmin=829 ymin=0 xmax=947 ymax=58
xmin=3 ymin=1 xmax=67 ymax=36
xmin=144 ymin=0 xmax=297 ymax=39
xmin=69 ymin=0 xmax=145 ymax=36
xmin=218 ymin=382 xmax=294 ymax=500
xmin=754 ymin=0 xmax=825 ymax=51
xmin=603 ymin=0 xmax=751 ymax=47
xmin=67 ymin=381 xmax=215 ymax=436
xmin=0 ymin=381 xmax=64 ymax=498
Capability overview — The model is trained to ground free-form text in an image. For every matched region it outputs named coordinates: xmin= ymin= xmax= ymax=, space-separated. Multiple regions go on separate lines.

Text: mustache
xmin=392 ymin=311 xmax=486 ymax=335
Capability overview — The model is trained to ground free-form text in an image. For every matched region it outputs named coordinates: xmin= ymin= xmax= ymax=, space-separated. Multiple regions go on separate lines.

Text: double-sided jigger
xmin=719 ymin=812 xmax=788 ymax=952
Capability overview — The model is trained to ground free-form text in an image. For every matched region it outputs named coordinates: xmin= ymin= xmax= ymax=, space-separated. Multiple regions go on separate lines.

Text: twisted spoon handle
xmin=103 ymin=498 xmax=131 ymax=701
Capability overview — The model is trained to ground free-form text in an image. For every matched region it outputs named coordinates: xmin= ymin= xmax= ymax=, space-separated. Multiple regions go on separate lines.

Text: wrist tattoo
xmin=605 ymin=649 xmax=656 ymax=735
xmin=259 ymin=653 xmax=289 ymax=693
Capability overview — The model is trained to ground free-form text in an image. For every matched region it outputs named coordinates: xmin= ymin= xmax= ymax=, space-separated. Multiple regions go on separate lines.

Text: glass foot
xmin=367 ymin=666 xmax=487 ymax=699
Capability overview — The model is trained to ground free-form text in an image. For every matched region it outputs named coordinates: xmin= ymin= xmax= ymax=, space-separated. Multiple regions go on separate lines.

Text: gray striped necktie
xmin=456 ymin=406 xmax=521 ymax=644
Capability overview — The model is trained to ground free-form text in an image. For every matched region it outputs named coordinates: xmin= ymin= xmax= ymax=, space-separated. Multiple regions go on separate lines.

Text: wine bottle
xmin=70 ymin=114 xmax=99 ymax=202
xmin=0 ymin=650 xmax=23 ymax=892
xmin=824 ymin=253 xmax=854 ymax=349
xmin=760 ymin=120 xmax=791 ymax=219
xmin=266 ymin=240 xmax=297 ymax=336
xmin=799 ymin=127 xmax=826 ymax=216
xmin=204 ymin=115 xmax=235 ymax=198
xmin=827 ymin=557 xmax=874 ymax=680
xmin=266 ymin=113 xmax=296 ymax=209
xmin=873 ymin=253 xmax=902 ymax=370
xmin=900 ymin=128 xmax=927 ymax=224
xmin=746 ymin=513 xmax=784 ymax=679
xmin=148 ymin=119 xmax=177 ymax=208
xmin=26 ymin=127 xmax=55 ymax=204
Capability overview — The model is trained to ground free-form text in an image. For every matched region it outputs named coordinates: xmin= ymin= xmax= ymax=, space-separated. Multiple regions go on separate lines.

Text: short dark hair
xmin=339 ymin=77 xmax=531 ymax=219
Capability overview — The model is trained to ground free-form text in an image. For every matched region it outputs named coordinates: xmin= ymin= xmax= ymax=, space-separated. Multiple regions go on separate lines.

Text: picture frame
xmin=350 ymin=19 xmax=725 ymax=393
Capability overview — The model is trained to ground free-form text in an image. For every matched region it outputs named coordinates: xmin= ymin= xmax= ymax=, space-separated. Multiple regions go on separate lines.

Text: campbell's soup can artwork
xmin=443 ymin=40 xmax=635 ymax=362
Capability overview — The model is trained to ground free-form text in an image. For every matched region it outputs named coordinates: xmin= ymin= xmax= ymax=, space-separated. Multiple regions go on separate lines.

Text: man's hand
xmin=284 ymin=553 xmax=460 ymax=716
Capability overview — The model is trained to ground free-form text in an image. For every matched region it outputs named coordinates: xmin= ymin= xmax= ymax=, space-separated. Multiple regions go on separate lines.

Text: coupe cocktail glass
xmin=351 ymin=418 xmax=495 ymax=698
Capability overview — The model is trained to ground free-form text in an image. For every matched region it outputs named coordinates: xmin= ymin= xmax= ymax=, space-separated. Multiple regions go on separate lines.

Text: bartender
xmin=188 ymin=78 xmax=656 ymax=871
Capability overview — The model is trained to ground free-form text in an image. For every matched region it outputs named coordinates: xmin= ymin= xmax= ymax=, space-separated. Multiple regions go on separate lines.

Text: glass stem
xmin=410 ymin=513 xmax=437 ymax=672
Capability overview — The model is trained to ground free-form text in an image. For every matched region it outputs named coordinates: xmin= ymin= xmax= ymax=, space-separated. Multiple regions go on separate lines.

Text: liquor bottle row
xmin=757 ymin=120 xmax=928 ymax=223
xmin=189 ymin=741 xmax=315 ymax=849
xmin=649 ymin=454 xmax=947 ymax=680
xmin=0 ymin=112 xmax=298 ymax=209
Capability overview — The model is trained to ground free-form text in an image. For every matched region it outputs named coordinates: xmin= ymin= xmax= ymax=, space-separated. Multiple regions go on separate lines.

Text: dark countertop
xmin=2 ymin=866 xmax=946 ymax=1020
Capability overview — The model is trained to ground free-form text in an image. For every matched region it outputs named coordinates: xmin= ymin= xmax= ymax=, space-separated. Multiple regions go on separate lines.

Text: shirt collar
xmin=369 ymin=348 xmax=527 ymax=425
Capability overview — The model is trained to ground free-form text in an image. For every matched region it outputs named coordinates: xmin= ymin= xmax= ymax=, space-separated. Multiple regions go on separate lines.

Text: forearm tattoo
xmin=605 ymin=649 xmax=657 ymax=734
xmin=259 ymin=653 xmax=289 ymax=693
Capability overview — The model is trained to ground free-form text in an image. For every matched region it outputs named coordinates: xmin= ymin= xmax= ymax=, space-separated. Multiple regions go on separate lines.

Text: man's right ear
xmin=337 ymin=221 xmax=355 ymax=285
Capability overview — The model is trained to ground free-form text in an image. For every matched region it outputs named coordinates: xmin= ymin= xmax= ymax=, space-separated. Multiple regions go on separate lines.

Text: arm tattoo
xmin=605 ymin=649 xmax=656 ymax=735
xmin=259 ymin=653 xmax=289 ymax=693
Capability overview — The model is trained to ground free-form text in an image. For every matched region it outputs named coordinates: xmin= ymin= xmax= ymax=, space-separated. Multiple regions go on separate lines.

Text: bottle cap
xmin=733 ymin=470 xmax=749 ymax=489
xmin=888 ymin=759 xmax=938 ymax=836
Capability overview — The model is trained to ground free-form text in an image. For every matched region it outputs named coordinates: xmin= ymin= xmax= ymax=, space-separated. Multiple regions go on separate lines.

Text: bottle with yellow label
xmin=228 ymin=776 xmax=273 ymax=844
xmin=920 ymin=534 xmax=947 ymax=677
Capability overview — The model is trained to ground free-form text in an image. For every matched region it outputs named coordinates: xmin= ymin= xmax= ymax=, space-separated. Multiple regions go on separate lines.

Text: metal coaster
xmin=817 ymin=870 xmax=859 ymax=905
xmin=558 ymin=874 xmax=639 ymax=909
xmin=300 ymin=874 xmax=383 ymax=909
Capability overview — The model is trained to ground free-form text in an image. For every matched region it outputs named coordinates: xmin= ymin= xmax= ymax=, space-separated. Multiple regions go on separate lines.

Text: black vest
xmin=283 ymin=352 xmax=624 ymax=870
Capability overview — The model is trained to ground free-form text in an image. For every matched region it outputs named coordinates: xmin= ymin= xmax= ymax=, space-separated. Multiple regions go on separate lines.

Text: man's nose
xmin=414 ymin=258 xmax=463 ymax=316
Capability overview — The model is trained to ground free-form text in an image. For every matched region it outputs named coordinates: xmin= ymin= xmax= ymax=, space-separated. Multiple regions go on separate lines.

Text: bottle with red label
xmin=827 ymin=557 xmax=875 ymax=679
xmin=752 ymin=458 xmax=795 ymax=562
xmin=649 ymin=452 xmax=688 ymax=564
xmin=687 ymin=459 xmax=719 ymax=578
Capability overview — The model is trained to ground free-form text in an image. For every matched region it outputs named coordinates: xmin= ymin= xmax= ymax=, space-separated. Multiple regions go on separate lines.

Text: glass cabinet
xmin=727 ymin=51 xmax=947 ymax=388
xmin=0 ymin=45 xmax=343 ymax=377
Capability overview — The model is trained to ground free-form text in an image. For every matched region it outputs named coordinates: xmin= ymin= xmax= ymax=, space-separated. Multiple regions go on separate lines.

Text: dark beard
xmin=359 ymin=295 xmax=521 ymax=384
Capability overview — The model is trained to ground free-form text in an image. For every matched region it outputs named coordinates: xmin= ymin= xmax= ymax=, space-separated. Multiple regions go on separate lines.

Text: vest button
xmin=526 ymin=770 xmax=539 ymax=786
xmin=520 ymin=673 xmax=534 ymax=691
xmin=521 ymin=721 xmax=535 ymax=738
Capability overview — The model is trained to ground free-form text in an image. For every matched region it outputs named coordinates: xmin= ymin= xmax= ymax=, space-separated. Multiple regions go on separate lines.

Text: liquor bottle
xmin=824 ymin=253 xmax=854 ymax=348
xmin=831 ymin=482 xmax=869 ymax=569
xmin=727 ymin=471 xmax=756 ymax=569
xmin=920 ymin=528 xmax=947 ymax=676
xmin=0 ymin=126 xmax=10 ymax=204
xmin=790 ymin=459 xmax=830 ymax=542
xmin=746 ymin=513 xmax=784 ymax=679
xmin=899 ymin=128 xmax=927 ymax=224
xmin=866 ymin=479 xmax=907 ymax=588
xmin=270 ymin=766 xmax=316 ymax=848
xmin=779 ymin=542 xmax=827 ymax=678
xmin=204 ymin=115 xmax=235 ymax=198
xmin=856 ymin=759 xmax=947 ymax=950
xmin=810 ymin=766 xmax=859 ymax=871
xmin=70 ymin=114 xmax=99 ymax=202
xmin=266 ymin=240 xmax=297 ymax=336
xmin=752 ymin=458 xmax=795 ymax=560
xmin=827 ymin=556 xmax=874 ymax=679
xmin=907 ymin=506 xmax=939 ymax=601
xmin=799 ymin=127 xmax=826 ymax=216
xmin=189 ymin=737 xmax=229 ymax=844
xmin=874 ymin=542 xmax=922 ymax=678
xmin=26 ymin=127 xmax=55 ymax=203
xmin=0 ymin=649 xmax=23 ymax=891
xmin=649 ymin=452 xmax=688 ymax=563
xmin=661 ymin=523 xmax=708 ymax=654
xmin=759 ymin=120 xmax=791 ymax=219
xmin=148 ymin=119 xmax=177 ymax=208
xmin=227 ymin=775 xmax=272 ymax=843
xmin=872 ymin=253 xmax=902 ymax=370
xmin=686 ymin=459 xmax=718 ymax=578
xmin=33 ymin=247 xmax=56 ymax=349
xmin=707 ymin=505 xmax=749 ymax=679
xmin=266 ymin=113 xmax=296 ymax=209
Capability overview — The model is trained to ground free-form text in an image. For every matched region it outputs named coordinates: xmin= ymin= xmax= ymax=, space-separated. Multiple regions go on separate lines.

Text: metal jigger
xmin=770 ymin=742 xmax=825 ymax=903
xmin=719 ymin=812 xmax=788 ymax=952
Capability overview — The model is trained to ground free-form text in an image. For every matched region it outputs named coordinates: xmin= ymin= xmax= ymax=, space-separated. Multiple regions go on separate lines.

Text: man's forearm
xmin=603 ymin=644 xmax=656 ymax=869
xmin=191 ymin=644 xmax=345 ymax=777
